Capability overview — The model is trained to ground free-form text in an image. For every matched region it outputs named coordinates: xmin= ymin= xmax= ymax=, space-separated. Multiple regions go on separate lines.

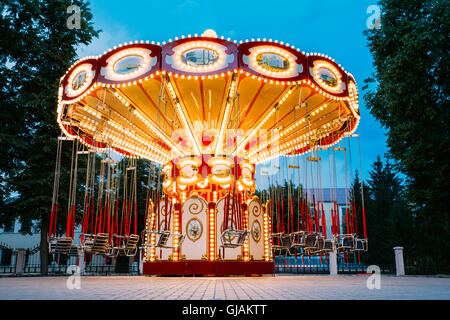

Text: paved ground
xmin=0 ymin=274 xmax=449 ymax=300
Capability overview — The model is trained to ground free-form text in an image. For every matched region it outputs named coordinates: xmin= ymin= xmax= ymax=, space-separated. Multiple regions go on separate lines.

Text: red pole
xmin=71 ymin=203 xmax=76 ymax=238
xmin=97 ymin=198 xmax=103 ymax=234
xmin=321 ymin=203 xmax=327 ymax=238
xmin=335 ymin=202 xmax=340 ymax=235
xmin=304 ymin=192 xmax=308 ymax=232
xmin=49 ymin=205 xmax=55 ymax=238
xmin=345 ymin=208 xmax=349 ymax=234
xmin=287 ymin=195 xmax=290 ymax=234
xmin=331 ymin=208 xmax=335 ymax=235
xmin=120 ymin=198 xmax=126 ymax=236
xmin=53 ymin=204 xmax=58 ymax=237
xmin=82 ymin=195 xmax=87 ymax=234
xmin=301 ymin=197 xmax=304 ymax=231
xmin=276 ymin=197 xmax=280 ymax=233
xmin=115 ymin=197 xmax=119 ymax=236
xmin=315 ymin=196 xmax=320 ymax=233
xmin=281 ymin=195 xmax=285 ymax=233
xmin=290 ymin=194 xmax=294 ymax=233
xmin=85 ymin=203 xmax=91 ymax=235
xmin=90 ymin=197 xmax=94 ymax=234
xmin=66 ymin=209 xmax=71 ymax=238
xmin=106 ymin=198 xmax=111 ymax=236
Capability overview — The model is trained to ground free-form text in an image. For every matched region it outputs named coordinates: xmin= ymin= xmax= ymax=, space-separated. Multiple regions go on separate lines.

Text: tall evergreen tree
xmin=364 ymin=0 xmax=449 ymax=264
xmin=364 ymin=156 xmax=412 ymax=265
xmin=0 ymin=0 xmax=99 ymax=275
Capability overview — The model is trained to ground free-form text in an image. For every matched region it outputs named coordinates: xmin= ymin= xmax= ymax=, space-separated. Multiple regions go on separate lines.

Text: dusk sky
xmin=77 ymin=0 xmax=388 ymax=188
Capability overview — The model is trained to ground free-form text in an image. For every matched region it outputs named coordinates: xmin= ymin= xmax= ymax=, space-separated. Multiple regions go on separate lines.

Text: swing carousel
xmin=51 ymin=30 xmax=364 ymax=275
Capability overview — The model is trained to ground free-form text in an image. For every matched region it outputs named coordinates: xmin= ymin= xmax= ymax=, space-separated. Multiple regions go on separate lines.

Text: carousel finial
xmin=202 ymin=29 xmax=217 ymax=38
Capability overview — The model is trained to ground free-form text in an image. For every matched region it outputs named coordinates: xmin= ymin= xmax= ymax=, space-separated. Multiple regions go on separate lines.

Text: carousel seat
xmin=336 ymin=234 xmax=356 ymax=252
xmin=49 ymin=237 xmax=73 ymax=255
xmin=323 ymin=239 xmax=335 ymax=251
xmin=113 ymin=234 xmax=140 ymax=257
xmin=307 ymin=234 xmax=325 ymax=255
xmin=303 ymin=233 xmax=318 ymax=250
xmin=353 ymin=238 xmax=368 ymax=252
xmin=316 ymin=236 xmax=325 ymax=250
xmin=220 ymin=229 xmax=250 ymax=248
xmin=143 ymin=230 xmax=185 ymax=249
xmin=343 ymin=237 xmax=354 ymax=248
xmin=271 ymin=232 xmax=292 ymax=256
xmin=158 ymin=231 xmax=171 ymax=247
xmin=290 ymin=231 xmax=305 ymax=249
xmin=81 ymin=233 xmax=111 ymax=256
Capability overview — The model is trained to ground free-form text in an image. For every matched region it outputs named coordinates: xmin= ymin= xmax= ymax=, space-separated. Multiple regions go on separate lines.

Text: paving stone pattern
xmin=0 ymin=275 xmax=449 ymax=300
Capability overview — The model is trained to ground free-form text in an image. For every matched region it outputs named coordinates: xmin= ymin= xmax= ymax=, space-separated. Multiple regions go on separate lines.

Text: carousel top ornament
xmin=57 ymin=29 xmax=360 ymax=167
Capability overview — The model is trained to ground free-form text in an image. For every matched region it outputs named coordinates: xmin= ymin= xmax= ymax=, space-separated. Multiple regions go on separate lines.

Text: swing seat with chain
xmin=271 ymin=232 xmax=292 ymax=256
xmin=335 ymin=233 xmax=356 ymax=252
xmin=79 ymin=233 xmax=112 ymax=256
xmin=220 ymin=228 xmax=250 ymax=249
xmin=353 ymin=237 xmax=368 ymax=252
xmin=112 ymin=234 xmax=140 ymax=257
xmin=142 ymin=229 xmax=185 ymax=249
xmin=49 ymin=237 xmax=73 ymax=255
xmin=289 ymin=231 xmax=305 ymax=251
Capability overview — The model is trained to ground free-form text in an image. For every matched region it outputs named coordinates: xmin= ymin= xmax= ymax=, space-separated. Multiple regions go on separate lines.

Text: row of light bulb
xmin=214 ymin=74 xmax=238 ymax=156
xmin=80 ymin=104 xmax=171 ymax=161
xmin=59 ymin=71 xmax=357 ymax=163
xmin=250 ymin=128 xmax=317 ymax=163
xmin=237 ymin=86 xmax=297 ymax=156
xmin=173 ymin=41 xmax=227 ymax=72
xmin=104 ymin=48 xmax=152 ymax=80
xmin=250 ymin=46 xmax=296 ymax=77
xmin=246 ymin=100 xmax=331 ymax=159
xmin=166 ymin=80 xmax=203 ymax=155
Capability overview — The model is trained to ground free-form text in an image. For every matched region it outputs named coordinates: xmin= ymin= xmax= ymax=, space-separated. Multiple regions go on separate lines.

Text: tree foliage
xmin=364 ymin=0 xmax=449 ymax=263
xmin=0 ymin=0 xmax=99 ymax=274
xmin=361 ymin=157 xmax=413 ymax=264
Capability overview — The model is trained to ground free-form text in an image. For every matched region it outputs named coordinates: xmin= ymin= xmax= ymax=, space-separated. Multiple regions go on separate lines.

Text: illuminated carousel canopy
xmin=57 ymin=33 xmax=360 ymax=167
xmin=54 ymin=31 xmax=363 ymax=274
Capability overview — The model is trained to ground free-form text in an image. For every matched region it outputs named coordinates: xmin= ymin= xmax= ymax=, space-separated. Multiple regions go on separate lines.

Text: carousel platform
xmin=143 ymin=260 xmax=274 ymax=276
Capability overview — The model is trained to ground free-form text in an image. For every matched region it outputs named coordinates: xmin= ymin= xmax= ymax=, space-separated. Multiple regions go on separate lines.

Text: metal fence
xmin=405 ymin=264 xmax=449 ymax=275
xmin=2 ymin=245 xmax=447 ymax=276
xmin=0 ymin=245 xmax=139 ymax=276
xmin=0 ymin=243 xmax=16 ymax=274
xmin=274 ymin=256 xmax=330 ymax=274
xmin=274 ymin=256 xmax=397 ymax=275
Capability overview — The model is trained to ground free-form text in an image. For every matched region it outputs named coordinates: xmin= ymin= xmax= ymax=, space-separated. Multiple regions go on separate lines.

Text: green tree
xmin=364 ymin=0 xmax=449 ymax=264
xmin=363 ymin=156 xmax=413 ymax=265
xmin=0 ymin=0 xmax=99 ymax=275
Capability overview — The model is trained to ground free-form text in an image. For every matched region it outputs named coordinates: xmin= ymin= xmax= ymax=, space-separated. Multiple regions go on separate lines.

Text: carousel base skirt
xmin=143 ymin=260 xmax=274 ymax=276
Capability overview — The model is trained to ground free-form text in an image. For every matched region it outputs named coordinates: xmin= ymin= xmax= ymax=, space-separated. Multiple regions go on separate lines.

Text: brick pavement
xmin=0 ymin=275 xmax=448 ymax=300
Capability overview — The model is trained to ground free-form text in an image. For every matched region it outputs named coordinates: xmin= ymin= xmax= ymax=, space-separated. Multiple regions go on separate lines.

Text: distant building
xmin=306 ymin=187 xmax=352 ymax=237
xmin=0 ymin=219 xmax=82 ymax=249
